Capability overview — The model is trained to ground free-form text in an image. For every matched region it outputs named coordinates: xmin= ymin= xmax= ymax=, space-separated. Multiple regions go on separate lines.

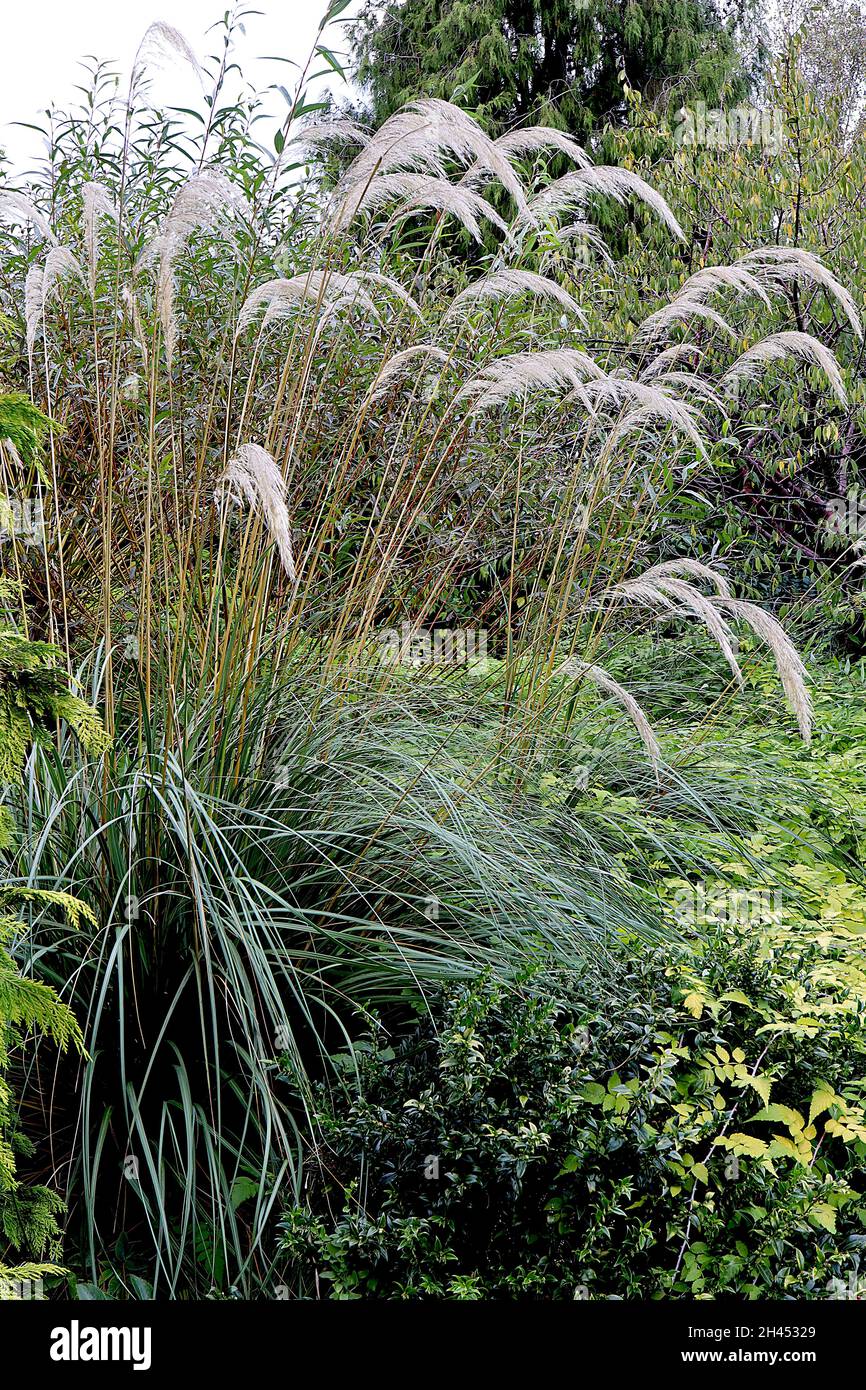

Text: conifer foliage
xmin=352 ymin=0 xmax=761 ymax=136
xmin=0 ymin=630 xmax=105 ymax=1296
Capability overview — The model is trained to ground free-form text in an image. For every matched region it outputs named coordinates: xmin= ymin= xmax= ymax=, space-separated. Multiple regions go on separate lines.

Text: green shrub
xmin=280 ymin=939 xmax=866 ymax=1300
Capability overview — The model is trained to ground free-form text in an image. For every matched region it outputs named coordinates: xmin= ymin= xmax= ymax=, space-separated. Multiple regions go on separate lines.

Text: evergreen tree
xmin=351 ymin=0 xmax=764 ymax=137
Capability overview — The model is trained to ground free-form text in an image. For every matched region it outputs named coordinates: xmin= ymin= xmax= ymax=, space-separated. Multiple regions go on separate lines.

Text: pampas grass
xmin=238 ymin=272 xmax=377 ymax=333
xmin=616 ymin=573 xmax=742 ymax=683
xmin=330 ymin=97 xmax=527 ymax=227
xmin=496 ymin=126 xmax=591 ymax=168
xmin=634 ymin=252 xmax=860 ymax=378
xmin=3 ymin=75 xmax=831 ymax=763
xmin=524 ymin=167 xmax=686 ymax=242
xmin=644 ymin=370 xmax=728 ymax=415
xmin=3 ymin=10 xmax=857 ymax=1307
xmin=23 ymin=266 xmax=45 ymax=361
xmin=720 ymin=597 xmax=813 ymax=743
xmin=363 ymin=345 xmax=450 ymax=404
xmin=290 ymin=117 xmax=371 ymax=153
xmin=444 ymin=267 xmax=586 ymax=323
xmin=356 ymin=269 xmax=424 ymax=319
xmin=640 ymin=558 xmax=733 ymax=596
xmin=738 ymin=246 xmax=863 ymax=341
xmin=559 ymin=658 xmax=662 ymax=770
xmin=633 ymin=298 xmax=738 ymax=346
xmin=334 ymin=171 xmax=509 ymax=242
xmin=24 ymin=248 xmax=82 ymax=357
xmin=0 ymin=20 xmax=854 ymax=1303
xmin=132 ymin=19 xmax=203 ymax=87
xmin=142 ymin=171 xmax=241 ymax=365
xmin=640 ymin=344 xmax=705 ymax=378
xmin=723 ymin=330 xmax=848 ymax=406
xmin=548 ymin=220 xmax=612 ymax=265
xmin=219 ymin=443 xmax=296 ymax=583
xmin=82 ymin=183 xmax=117 ymax=296
xmin=586 ymin=377 xmax=707 ymax=452
xmin=237 ymin=269 xmax=422 ymax=340
xmin=673 ymin=263 xmax=773 ymax=309
xmin=610 ymin=565 xmax=811 ymax=742
xmin=120 ymin=285 xmax=149 ymax=367
xmin=0 ymin=190 xmax=57 ymax=245
xmin=457 ymin=347 xmax=606 ymax=412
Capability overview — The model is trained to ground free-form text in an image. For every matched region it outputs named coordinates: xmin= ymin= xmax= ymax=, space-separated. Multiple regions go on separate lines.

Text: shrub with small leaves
xmin=280 ymin=942 xmax=866 ymax=1300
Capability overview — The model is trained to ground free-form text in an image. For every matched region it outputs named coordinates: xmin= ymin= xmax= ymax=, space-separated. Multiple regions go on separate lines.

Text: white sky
xmin=0 ymin=1 xmax=359 ymax=173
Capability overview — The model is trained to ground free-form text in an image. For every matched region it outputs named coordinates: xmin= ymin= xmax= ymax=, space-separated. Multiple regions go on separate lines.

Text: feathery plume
xmin=141 ymin=171 xmax=240 ymax=365
xmin=133 ymin=21 xmax=202 ymax=86
xmin=24 ymin=266 xmax=44 ymax=359
xmin=363 ymin=345 xmax=450 ymax=404
xmin=0 ymin=190 xmax=57 ymax=245
xmin=402 ymin=100 xmax=527 ymax=208
xmin=559 ymin=658 xmax=661 ymax=770
xmin=329 ymin=98 xmax=526 ymax=231
xmin=673 ymin=263 xmax=772 ymax=309
xmin=24 ymin=247 xmax=83 ymax=356
xmin=219 ymin=444 xmax=295 ymax=582
xmin=586 ymin=377 xmax=707 ymax=453
xmin=338 ymin=172 xmax=508 ymax=243
xmin=237 ymin=276 xmax=328 ymax=333
xmin=647 ymin=370 xmax=728 ymax=414
xmin=236 ymin=270 xmax=414 ymax=335
xmin=0 ymin=435 xmax=26 ymax=471
xmin=633 ymin=574 xmax=743 ymax=684
xmin=639 ymin=558 xmax=733 ymax=597
xmin=723 ymin=330 xmax=847 ymax=406
xmin=632 ymin=298 xmax=738 ymax=346
xmin=610 ymin=564 xmax=811 ymax=743
xmin=354 ymin=269 xmax=424 ymax=319
xmin=738 ymin=247 xmax=862 ymax=341
xmin=640 ymin=343 xmax=704 ymax=378
xmin=42 ymin=245 xmax=83 ymax=297
xmin=289 ymin=118 xmax=370 ymax=154
xmin=496 ymin=126 xmax=592 ymax=168
xmin=720 ymin=598 xmax=812 ymax=743
xmin=457 ymin=347 xmax=606 ymax=412
xmin=604 ymin=407 xmax=669 ymax=453
xmin=524 ymin=167 xmax=685 ymax=242
xmin=82 ymin=182 xmax=117 ymax=295
xmin=121 ymin=285 xmax=148 ymax=365
xmin=155 ymin=170 xmax=241 ymax=246
xmin=444 ymin=268 xmax=587 ymax=324
xmin=549 ymin=220 xmax=613 ymax=266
